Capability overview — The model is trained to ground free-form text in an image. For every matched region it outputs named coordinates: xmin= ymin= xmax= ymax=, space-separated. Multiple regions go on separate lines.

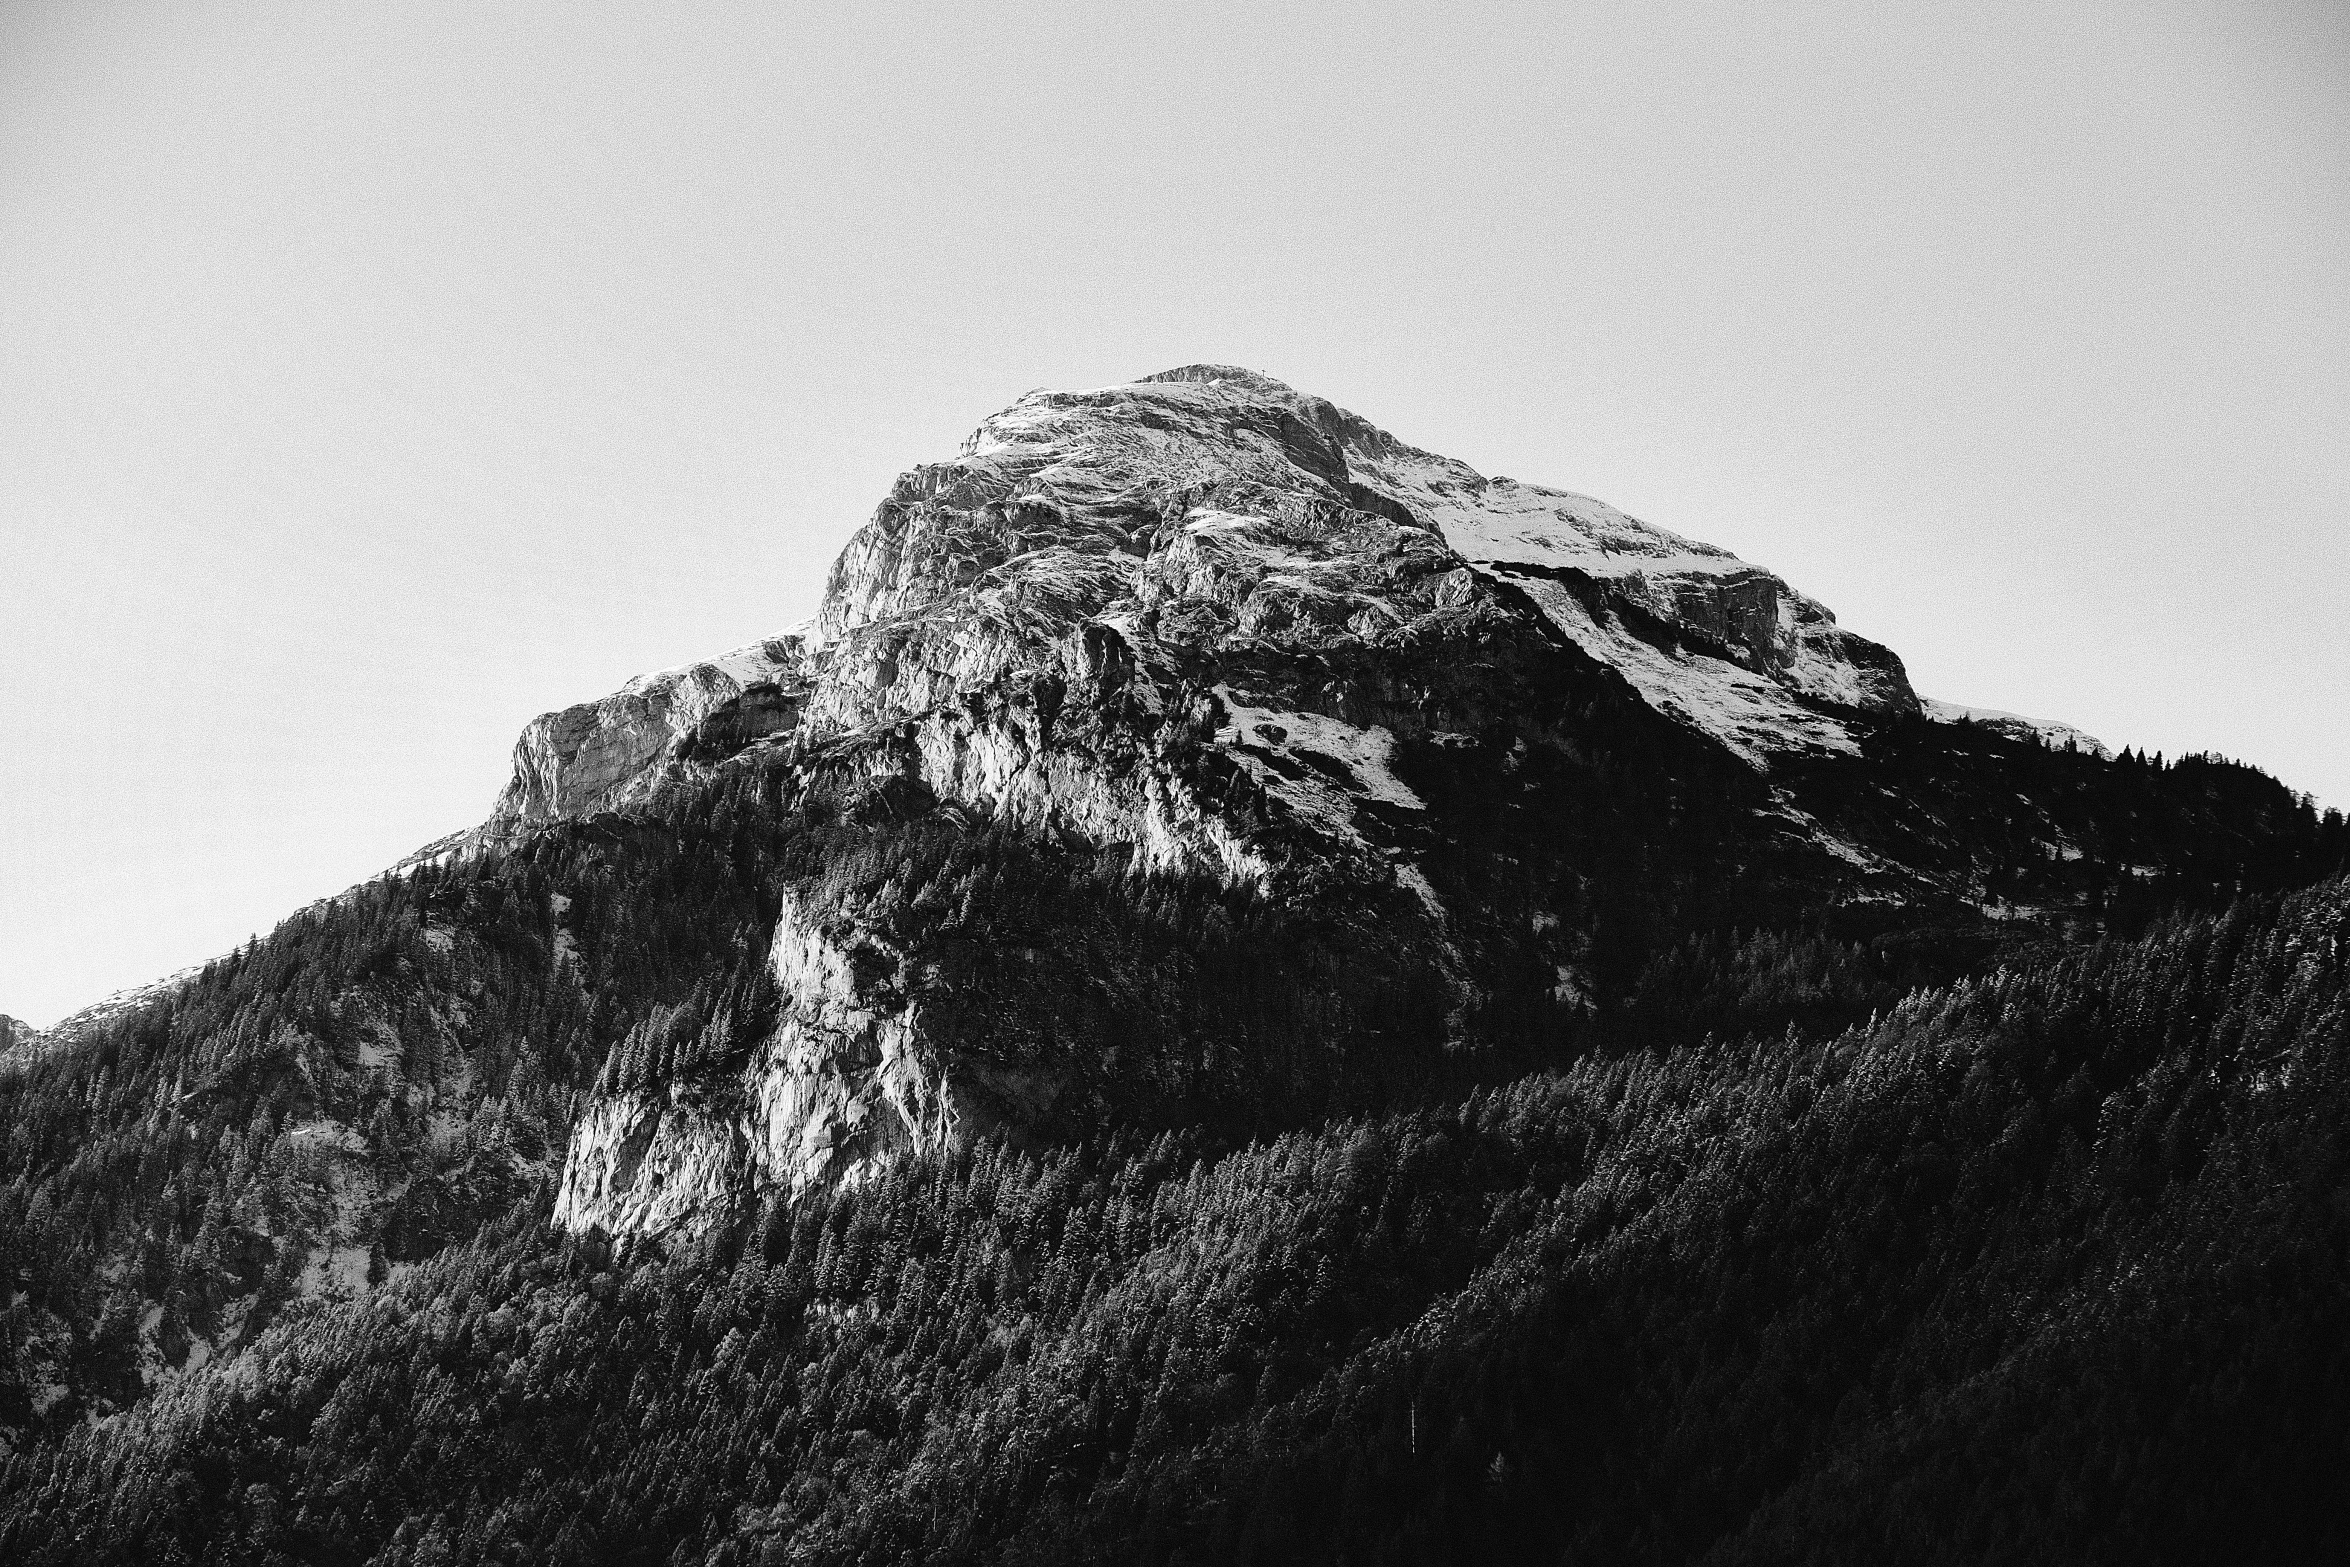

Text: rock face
xmin=488 ymin=640 xmax=812 ymax=830
xmin=517 ymin=366 xmax=2080 ymax=1238
xmin=552 ymin=886 xmax=979 ymax=1231
xmin=493 ymin=365 xmax=1916 ymax=842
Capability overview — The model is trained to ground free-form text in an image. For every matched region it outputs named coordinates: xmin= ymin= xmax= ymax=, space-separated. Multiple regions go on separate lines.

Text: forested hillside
xmin=3 ymin=863 xmax=2345 ymax=1565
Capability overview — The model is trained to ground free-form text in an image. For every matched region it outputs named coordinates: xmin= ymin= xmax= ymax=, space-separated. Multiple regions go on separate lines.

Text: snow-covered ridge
xmin=1922 ymin=699 xmax=2108 ymax=758
xmin=1344 ymin=439 xmax=1919 ymax=757
xmin=1378 ymin=472 xmax=1741 ymax=582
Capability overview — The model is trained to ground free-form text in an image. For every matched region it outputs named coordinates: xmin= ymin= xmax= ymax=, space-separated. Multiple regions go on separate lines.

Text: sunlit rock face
xmin=1920 ymin=698 xmax=2108 ymax=758
xmin=552 ymin=883 xmax=1066 ymax=1237
xmin=488 ymin=639 xmax=815 ymax=832
xmin=550 ymin=889 xmax=939 ymax=1234
xmin=517 ymin=366 xmax=2002 ymax=1239
xmin=818 ymin=362 xmax=1919 ymax=764
xmin=491 ymin=364 xmax=1918 ymax=849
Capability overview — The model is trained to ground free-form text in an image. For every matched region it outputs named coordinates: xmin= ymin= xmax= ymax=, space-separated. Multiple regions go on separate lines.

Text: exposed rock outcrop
xmin=553 ymin=884 xmax=1063 ymax=1236
xmin=488 ymin=637 xmax=815 ymax=833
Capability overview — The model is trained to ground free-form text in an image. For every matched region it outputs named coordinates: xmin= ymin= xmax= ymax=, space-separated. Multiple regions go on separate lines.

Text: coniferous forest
xmin=2 ymin=714 xmax=2347 ymax=1565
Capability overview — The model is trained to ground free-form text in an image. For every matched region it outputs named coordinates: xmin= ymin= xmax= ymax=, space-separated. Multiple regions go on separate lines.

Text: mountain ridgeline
xmin=3 ymin=368 xmax=2345 ymax=1564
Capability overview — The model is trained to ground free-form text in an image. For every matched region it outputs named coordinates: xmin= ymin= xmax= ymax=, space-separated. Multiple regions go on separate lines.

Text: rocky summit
xmin=4 ymin=369 xmax=2345 ymax=1567
xmin=492 ymin=363 xmax=1922 ymax=849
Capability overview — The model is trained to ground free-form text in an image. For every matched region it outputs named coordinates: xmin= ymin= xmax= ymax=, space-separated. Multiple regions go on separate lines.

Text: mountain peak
xmin=487 ymin=370 xmax=1943 ymax=852
xmin=1131 ymin=362 xmax=1299 ymax=394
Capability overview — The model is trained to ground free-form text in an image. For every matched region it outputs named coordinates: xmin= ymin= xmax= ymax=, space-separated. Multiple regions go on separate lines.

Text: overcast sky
xmin=3 ymin=0 xmax=2345 ymax=1026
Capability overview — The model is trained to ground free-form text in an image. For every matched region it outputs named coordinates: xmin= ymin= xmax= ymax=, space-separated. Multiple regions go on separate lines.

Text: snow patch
xmin=1922 ymin=698 xmax=2109 ymax=758
xmin=1204 ymin=687 xmax=1445 ymax=917
xmin=1767 ymin=792 xmax=1894 ymax=879
xmin=1502 ymin=577 xmax=1861 ymax=765
xmin=1213 ymin=686 xmax=1423 ymax=811
xmin=1381 ymin=470 xmax=1739 ymax=583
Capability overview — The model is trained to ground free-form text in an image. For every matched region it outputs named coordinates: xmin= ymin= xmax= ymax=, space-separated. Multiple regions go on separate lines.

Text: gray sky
xmin=4 ymin=0 xmax=2345 ymax=1026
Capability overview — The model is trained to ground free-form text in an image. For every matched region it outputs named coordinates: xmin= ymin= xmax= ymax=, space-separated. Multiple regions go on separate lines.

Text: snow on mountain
xmin=1921 ymin=698 xmax=2108 ymax=758
xmin=486 ymin=365 xmax=1927 ymax=858
xmin=1345 ymin=447 xmax=1917 ymax=761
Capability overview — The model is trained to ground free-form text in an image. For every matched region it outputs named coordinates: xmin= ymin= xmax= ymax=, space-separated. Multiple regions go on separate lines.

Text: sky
xmin=2 ymin=0 xmax=2345 ymax=1027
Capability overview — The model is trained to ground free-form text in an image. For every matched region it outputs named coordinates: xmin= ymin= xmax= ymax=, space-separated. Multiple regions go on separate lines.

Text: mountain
xmin=1 ymin=367 xmax=2344 ymax=1563
xmin=488 ymin=364 xmax=2327 ymax=1238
